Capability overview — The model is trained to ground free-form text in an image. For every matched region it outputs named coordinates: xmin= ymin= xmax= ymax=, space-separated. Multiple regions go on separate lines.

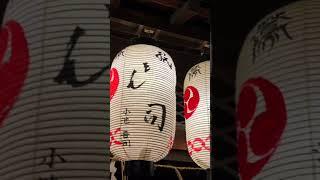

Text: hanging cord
xmin=200 ymin=41 xmax=210 ymax=60
xmin=121 ymin=161 xmax=126 ymax=180
xmin=129 ymin=26 xmax=158 ymax=46
xmin=174 ymin=167 xmax=183 ymax=180
xmin=155 ymin=164 xmax=184 ymax=180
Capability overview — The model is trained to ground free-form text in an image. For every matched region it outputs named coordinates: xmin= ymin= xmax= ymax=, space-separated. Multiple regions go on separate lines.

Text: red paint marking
xmin=204 ymin=135 xmax=211 ymax=151
xmin=184 ymin=86 xmax=200 ymax=119
xmin=237 ymin=77 xmax=287 ymax=180
xmin=110 ymin=128 xmax=122 ymax=146
xmin=110 ymin=68 xmax=119 ymax=101
xmin=167 ymin=135 xmax=174 ymax=150
xmin=187 ymin=135 xmax=210 ymax=156
xmin=0 ymin=20 xmax=29 ymax=127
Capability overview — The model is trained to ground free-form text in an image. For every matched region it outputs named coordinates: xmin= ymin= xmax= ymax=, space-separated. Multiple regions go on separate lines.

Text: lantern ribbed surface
xmin=0 ymin=1 xmax=110 ymax=179
xmin=183 ymin=60 xmax=210 ymax=169
xmin=110 ymin=44 xmax=176 ymax=162
xmin=236 ymin=0 xmax=320 ymax=179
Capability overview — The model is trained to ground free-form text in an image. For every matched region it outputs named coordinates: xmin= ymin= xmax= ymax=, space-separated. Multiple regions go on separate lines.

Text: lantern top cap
xmin=125 ymin=43 xmax=162 ymax=50
xmin=114 ymin=44 xmax=176 ymax=71
xmin=184 ymin=60 xmax=210 ymax=83
xmin=124 ymin=44 xmax=174 ymax=61
xmin=189 ymin=60 xmax=210 ymax=69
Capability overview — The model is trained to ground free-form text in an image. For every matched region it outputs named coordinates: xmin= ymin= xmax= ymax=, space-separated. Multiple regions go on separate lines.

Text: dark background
xmin=0 ymin=0 xmax=7 ymax=25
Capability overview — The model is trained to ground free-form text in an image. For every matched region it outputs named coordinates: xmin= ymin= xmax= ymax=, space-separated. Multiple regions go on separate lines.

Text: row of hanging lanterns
xmin=109 ymin=43 xmax=211 ymax=176
xmin=111 ymin=0 xmax=320 ymax=179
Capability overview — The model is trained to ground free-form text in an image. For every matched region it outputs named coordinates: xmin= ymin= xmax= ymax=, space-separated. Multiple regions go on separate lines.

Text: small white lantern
xmin=110 ymin=44 xmax=176 ymax=162
xmin=184 ymin=60 xmax=210 ymax=169
xmin=236 ymin=0 xmax=320 ymax=179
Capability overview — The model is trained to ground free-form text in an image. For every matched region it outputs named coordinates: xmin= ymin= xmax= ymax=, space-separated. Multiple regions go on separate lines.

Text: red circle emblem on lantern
xmin=237 ymin=77 xmax=287 ymax=180
xmin=0 ymin=20 xmax=29 ymax=127
xmin=110 ymin=68 xmax=119 ymax=101
xmin=184 ymin=86 xmax=200 ymax=119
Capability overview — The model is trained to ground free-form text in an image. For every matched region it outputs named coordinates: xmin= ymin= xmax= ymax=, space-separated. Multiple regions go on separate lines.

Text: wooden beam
xmin=110 ymin=17 xmax=206 ymax=50
xmin=170 ymin=0 xmax=197 ymax=25
xmin=111 ymin=6 xmax=209 ymax=40
xmin=135 ymin=24 xmax=144 ymax=36
xmin=153 ymin=29 xmax=161 ymax=40
xmin=136 ymin=0 xmax=209 ymax=18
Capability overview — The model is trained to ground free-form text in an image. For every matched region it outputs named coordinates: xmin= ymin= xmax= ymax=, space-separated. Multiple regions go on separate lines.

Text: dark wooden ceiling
xmin=111 ymin=0 xmax=210 ymax=39
xmin=110 ymin=0 xmax=211 ymax=82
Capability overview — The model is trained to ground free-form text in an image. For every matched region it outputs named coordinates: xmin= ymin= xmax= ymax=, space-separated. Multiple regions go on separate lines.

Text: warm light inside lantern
xmin=110 ymin=44 xmax=176 ymax=164
xmin=184 ymin=60 xmax=211 ymax=169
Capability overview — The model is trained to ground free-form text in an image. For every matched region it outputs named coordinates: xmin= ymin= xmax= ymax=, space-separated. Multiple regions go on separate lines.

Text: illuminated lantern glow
xmin=0 ymin=0 xmax=110 ymax=179
xmin=110 ymin=44 xmax=176 ymax=162
xmin=236 ymin=0 xmax=320 ymax=179
xmin=184 ymin=60 xmax=210 ymax=169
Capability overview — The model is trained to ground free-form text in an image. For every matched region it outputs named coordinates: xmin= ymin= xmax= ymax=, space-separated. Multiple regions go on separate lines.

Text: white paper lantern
xmin=0 ymin=1 xmax=110 ymax=179
xmin=110 ymin=44 xmax=176 ymax=162
xmin=184 ymin=60 xmax=210 ymax=169
xmin=236 ymin=0 xmax=320 ymax=179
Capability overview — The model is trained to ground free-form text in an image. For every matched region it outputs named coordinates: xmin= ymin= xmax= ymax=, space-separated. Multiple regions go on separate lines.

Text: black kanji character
xmin=40 ymin=148 xmax=66 ymax=168
xmin=251 ymin=11 xmax=293 ymax=63
xmin=54 ymin=26 xmax=107 ymax=87
xmin=143 ymin=62 xmax=150 ymax=72
xmin=144 ymin=103 xmax=166 ymax=132
xmin=116 ymin=50 xmax=124 ymax=58
xmin=188 ymin=64 xmax=201 ymax=81
xmin=155 ymin=52 xmax=172 ymax=69
xmin=127 ymin=70 xmax=145 ymax=89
